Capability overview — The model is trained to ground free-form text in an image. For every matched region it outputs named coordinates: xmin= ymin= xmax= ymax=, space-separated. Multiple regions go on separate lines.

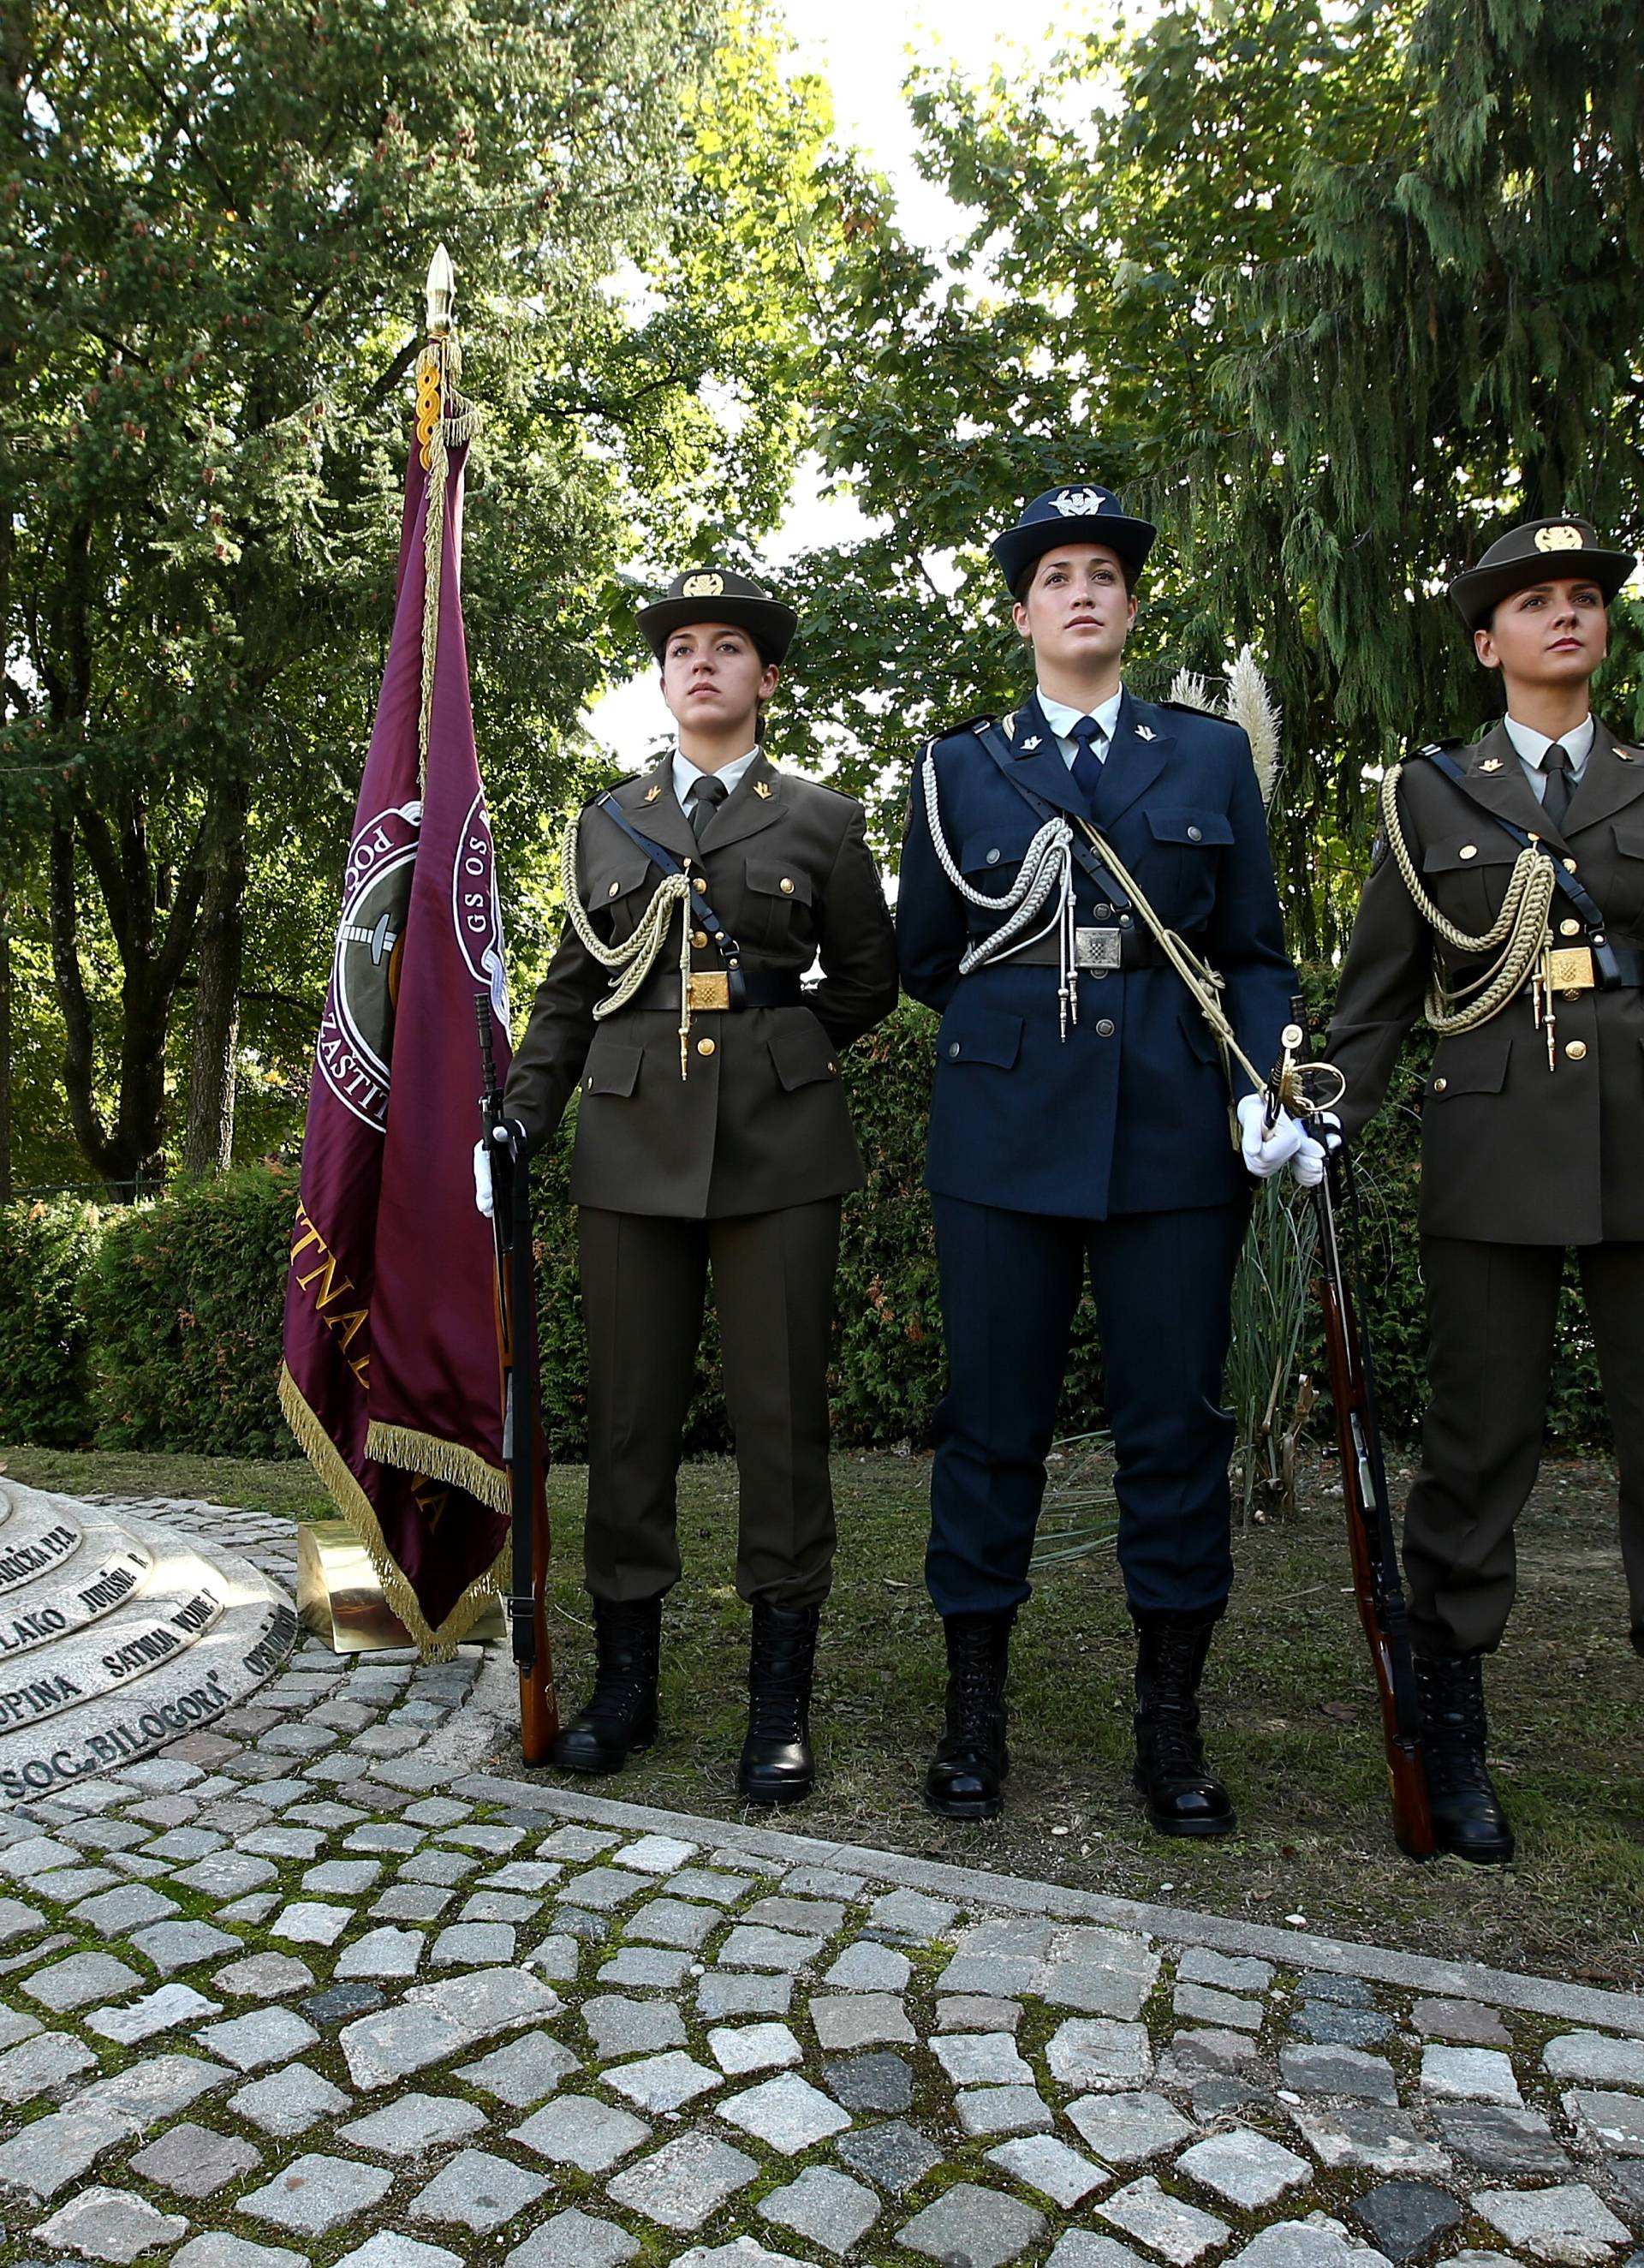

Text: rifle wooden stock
xmin=1310 ymin=1160 xmax=1434 ymax=1860
xmin=475 ymin=997 xmax=558 ymax=1764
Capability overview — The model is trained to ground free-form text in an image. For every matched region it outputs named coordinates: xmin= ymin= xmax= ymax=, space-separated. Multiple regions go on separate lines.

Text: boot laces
xmin=748 ymin=1623 xmax=813 ymax=1743
xmin=946 ymin=1627 xmax=1004 ymax=1746
xmin=1137 ymin=1626 xmax=1210 ymax=1781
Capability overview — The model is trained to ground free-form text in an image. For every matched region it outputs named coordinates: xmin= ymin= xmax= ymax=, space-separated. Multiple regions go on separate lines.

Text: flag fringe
xmin=279 ymin=1364 xmax=507 ymax=1662
xmin=363 ymin=1419 xmax=510 ymax=1520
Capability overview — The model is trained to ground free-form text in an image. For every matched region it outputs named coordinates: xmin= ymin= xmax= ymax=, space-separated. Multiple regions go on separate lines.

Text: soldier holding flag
xmin=487 ymin=570 xmax=898 ymax=1805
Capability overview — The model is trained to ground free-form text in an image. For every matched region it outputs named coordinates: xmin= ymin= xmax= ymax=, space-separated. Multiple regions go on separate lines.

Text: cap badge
xmin=682 ymin=571 xmax=725 ymax=597
xmin=1051 ymin=487 xmax=1106 ymax=517
xmin=1534 ymin=524 xmax=1584 ymax=552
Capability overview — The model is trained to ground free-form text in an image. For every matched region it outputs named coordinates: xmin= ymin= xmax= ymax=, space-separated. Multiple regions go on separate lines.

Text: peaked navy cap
xmin=1448 ymin=516 xmax=1635 ymax=631
xmin=636 ymin=568 xmax=798 ymax=662
xmin=991 ymin=484 xmax=1158 ymax=591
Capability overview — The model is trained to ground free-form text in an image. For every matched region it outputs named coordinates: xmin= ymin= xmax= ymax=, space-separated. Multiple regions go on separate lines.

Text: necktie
xmin=688 ymin=773 xmax=728 ymax=843
xmin=1069 ymin=715 xmax=1106 ymax=809
xmin=1540 ymin=743 xmax=1573 ymax=831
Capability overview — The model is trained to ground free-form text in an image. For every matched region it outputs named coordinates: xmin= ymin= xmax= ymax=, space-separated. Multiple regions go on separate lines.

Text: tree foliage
xmin=1 ymin=0 xmax=839 ymax=1185
xmin=777 ymin=0 xmax=1644 ymax=958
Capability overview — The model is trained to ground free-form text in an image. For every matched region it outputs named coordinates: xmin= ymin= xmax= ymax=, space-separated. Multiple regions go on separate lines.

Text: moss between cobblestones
xmin=9 ymin=1446 xmax=1644 ymax=1990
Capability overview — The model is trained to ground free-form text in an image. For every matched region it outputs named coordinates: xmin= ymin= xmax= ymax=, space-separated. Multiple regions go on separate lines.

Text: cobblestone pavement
xmin=3 ymin=1500 xmax=1644 ymax=2268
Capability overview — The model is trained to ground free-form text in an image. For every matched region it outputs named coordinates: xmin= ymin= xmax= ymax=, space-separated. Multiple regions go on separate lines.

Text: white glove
xmin=472 ymin=1138 xmax=494 ymax=1219
xmin=1289 ymin=1134 xmax=1327 ymax=1188
xmin=1236 ymin=1092 xmax=1306 ymax=1180
xmin=1313 ymin=1109 xmax=1344 ymax=1154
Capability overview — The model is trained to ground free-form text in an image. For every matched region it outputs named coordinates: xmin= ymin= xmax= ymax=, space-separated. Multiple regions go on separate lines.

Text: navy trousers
xmin=926 ymin=1195 xmax=1251 ymax=1620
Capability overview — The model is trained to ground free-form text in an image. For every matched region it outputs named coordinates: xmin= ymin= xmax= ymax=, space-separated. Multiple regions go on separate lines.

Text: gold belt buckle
xmin=1074 ymin=928 xmax=1123 ymax=971
xmin=688 ymin=972 xmax=730 ymax=1011
xmin=1548 ymin=946 xmax=1594 ymax=992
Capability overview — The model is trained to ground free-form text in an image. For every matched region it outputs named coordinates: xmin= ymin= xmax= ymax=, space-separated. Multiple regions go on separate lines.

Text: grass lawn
xmin=6 ymin=1439 xmax=1641 ymax=1987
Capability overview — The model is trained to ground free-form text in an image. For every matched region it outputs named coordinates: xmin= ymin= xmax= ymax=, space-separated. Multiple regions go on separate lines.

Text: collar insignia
xmin=643 ymin=784 xmax=664 ymax=802
xmin=753 ymin=779 xmax=772 ymax=797
xmin=1051 ymin=486 xmax=1106 ymax=516
xmin=1135 ymin=723 xmax=1157 ymax=742
xmin=1478 ymin=757 xmax=1503 ymax=773
xmin=1020 ymin=735 xmax=1041 ymax=750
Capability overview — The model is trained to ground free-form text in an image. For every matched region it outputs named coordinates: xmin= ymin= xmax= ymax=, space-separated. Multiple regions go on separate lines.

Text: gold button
xmin=1433 ymin=1077 xmax=1448 ymax=1093
xmin=694 ymin=875 xmax=707 ymax=891
xmin=1560 ymin=918 xmax=1581 ymax=937
xmin=779 ymin=877 xmax=795 ymax=894
xmin=827 ymin=1061 xmax=837 ymax=1074
xmin=1566 ymin=1039 xmax=1587 ymax=1061
xmin=1458 ymin=845 xmax=1477 ymax=861
xmin=696 ymin=1036 xmax=716 ymax=1057
xmin=1564 ymin=857 xmax=1578 ymax=873
xmin=692 ymin=929 xmax=708 ymax=948
xmin=607 ymin=880 xmax=621 ymax=898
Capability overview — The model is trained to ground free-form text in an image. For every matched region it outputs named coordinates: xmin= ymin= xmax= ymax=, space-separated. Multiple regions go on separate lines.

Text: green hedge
xmin=0 ymin=1198 xmax=101 ymax=1446
xmin=81 ymin=1165 xmax=300 ymax=1457
xmin=0 ymin=994 xmax=1613 ymax=1458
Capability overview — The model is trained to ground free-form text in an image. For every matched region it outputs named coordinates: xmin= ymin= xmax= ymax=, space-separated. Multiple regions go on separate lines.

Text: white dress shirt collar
xmin=1501 ymin=711 xmax=1594 ymax=776
xmin=671 ymin=745 xmax=760 ymax=810
xmin=1036 ymin=685 xmax=1125 ymax=766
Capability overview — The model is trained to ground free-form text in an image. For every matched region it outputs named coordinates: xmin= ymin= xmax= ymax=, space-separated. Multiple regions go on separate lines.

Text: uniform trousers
xmin=1406 ymin=1236 xmax=1644 ymax=1654
xmin=926 ymin=1195 xmax=1251 ymax=1620
xmin=577 ymin=1199 xmax=842 ymax=1611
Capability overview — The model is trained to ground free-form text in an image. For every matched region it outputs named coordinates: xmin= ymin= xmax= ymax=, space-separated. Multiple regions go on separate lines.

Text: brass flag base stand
xmin=296 ymin=1519 xmax=504 ymax=1655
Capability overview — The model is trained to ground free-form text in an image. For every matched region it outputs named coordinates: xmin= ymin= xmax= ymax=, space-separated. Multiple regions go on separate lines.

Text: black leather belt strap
xmin=987 ymin=927 xmax=1203 ymax=973
xmin=628 ymin=967 xmax=805 ymax=1012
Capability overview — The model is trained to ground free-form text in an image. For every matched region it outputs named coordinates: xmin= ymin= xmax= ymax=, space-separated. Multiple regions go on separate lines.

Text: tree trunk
xmin=0 ymin=880 xmax=11 ymax=1206
xmin=182 ymin=776 xmax=249 ymax=1177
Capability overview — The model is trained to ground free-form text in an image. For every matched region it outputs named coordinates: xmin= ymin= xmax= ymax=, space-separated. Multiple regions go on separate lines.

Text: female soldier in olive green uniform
xmin=1327 ymin=516 xmax=1641 ymax=1863
xmin=497 ymin=570 xmax=898 ymax=1805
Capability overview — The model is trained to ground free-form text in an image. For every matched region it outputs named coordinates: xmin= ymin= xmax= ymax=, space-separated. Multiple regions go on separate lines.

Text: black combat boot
xmin=550 ymin=1597 xmax=661 ymax=1776
xmin=925 ymin=1608 xmax=1015 ymax=1820
xmin=738 ymin=1602 xmax=820 ymax=1807
xmin=1412 ymin=1650 xmax=1515 ymax=1864
xmin=1133 ymin=1614 xmax=1236 ymax=1837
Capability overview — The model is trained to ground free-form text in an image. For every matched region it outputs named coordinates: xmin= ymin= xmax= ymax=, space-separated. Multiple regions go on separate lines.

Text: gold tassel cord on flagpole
xmin=415 ymin=244 xmax=480 ymax=794
xmin=280 ymin=1364 xmax=509 ymax=1662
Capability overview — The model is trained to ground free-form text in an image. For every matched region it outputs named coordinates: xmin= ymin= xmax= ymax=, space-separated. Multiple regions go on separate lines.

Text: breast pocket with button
xmin=740 ymin=857 xmax=814 ymax=947
xmin=1422 ymin=835 xmax=1517 ymax=934
xmin=958 ymin=823 xmax=1039 ymax=935
xmin=1144 ymin=807 xmax=1234 ymax=927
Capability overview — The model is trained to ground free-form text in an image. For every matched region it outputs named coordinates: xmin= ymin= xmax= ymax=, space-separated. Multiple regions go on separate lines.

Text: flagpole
xmin=431 ymin=247 xmax=557 ymax=1758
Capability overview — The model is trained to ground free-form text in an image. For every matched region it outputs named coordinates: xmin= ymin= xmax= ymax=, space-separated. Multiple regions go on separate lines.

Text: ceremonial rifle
xmin=475 ymin=995 xmax=557 ymax=1763
xmin=1267 ymin=1022 xmax=1436 ymax=1861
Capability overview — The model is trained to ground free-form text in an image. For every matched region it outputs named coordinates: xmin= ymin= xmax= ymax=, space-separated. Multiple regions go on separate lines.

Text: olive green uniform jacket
xmin=503 ymin=750 xmax=900 ymax=1215
xmin=1326 ymin=718 xmax=1644 ymax=1244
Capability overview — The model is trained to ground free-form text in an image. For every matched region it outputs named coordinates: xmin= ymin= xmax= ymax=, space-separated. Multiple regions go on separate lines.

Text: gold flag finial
xmin=426 ymin=243 xmax=456 ymax=338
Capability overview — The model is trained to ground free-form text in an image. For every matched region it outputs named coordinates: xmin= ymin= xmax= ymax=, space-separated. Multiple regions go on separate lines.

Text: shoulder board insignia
xmin=1414 ymin=738 xmax=1466 ymax=763
xmin=944 ymin=713 xmax=997 ymax=740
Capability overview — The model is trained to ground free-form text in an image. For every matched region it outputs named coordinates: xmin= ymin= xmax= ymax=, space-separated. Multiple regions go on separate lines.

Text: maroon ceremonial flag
xmin=279 ymin=328 xmax=510 ymax=1656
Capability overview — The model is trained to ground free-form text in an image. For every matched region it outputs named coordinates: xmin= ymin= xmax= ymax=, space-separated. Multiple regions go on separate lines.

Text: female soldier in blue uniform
xmin=897 ymin=486 xmax=1314 ymax=1834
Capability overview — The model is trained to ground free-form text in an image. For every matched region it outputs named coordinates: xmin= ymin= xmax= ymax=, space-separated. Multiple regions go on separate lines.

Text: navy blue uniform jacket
xmin=897 ymin=691 xmax=1298 ymax=1220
